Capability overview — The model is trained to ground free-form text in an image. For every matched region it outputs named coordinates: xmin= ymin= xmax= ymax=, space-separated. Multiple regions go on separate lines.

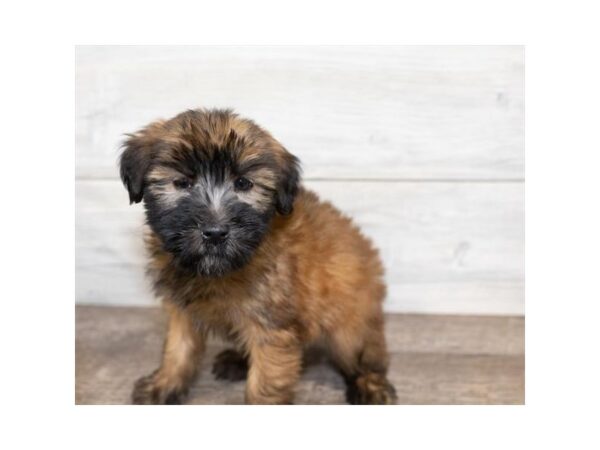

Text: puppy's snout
xmin=201 ymin=225 xmax=230 ymax=243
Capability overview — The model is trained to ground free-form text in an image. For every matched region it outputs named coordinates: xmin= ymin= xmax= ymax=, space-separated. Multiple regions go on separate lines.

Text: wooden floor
xmin=75 ymin=305 xmax=524 ymax=405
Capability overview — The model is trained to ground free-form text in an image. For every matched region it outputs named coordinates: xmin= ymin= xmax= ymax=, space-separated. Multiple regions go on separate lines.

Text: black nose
xmin=201 ymin=226 xmax=230 ymax=242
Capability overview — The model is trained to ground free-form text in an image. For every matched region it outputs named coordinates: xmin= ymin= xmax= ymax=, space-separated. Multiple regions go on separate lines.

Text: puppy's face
xmin=120 ymin=109 xmax=300 ymax=277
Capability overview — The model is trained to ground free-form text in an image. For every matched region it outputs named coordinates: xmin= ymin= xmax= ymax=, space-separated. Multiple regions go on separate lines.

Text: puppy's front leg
xmin=245 ymin=329 xmax=302 ymax=405
xmin=132 ymin=304 xmax=205 ymax=404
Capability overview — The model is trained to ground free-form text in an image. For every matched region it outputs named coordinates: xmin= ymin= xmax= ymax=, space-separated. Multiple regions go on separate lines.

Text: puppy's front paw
xmin=346 ymin=373 xmax=397 ymax=405
xmin=212 ymin=349 xmax=248 ymax=381
xmin=131 ymin=371 xmax=186 ymax=405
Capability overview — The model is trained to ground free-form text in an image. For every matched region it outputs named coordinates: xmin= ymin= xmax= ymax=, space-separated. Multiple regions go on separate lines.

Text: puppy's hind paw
xmin=346 ymin=373 xmax=397 ymax=405
xmin=212 ymin=349 xmax=248 ymax=381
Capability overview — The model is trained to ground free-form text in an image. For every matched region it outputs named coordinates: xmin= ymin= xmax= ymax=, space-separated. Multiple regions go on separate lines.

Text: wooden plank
xmin=76 ymin=179 xmax=523 ymax=315
xmin=76 ymin=45 xmax=524 ymax=180
xmin=384 ymin=314 xmax=524 ymax=356
xmin=75 ymin=305 xmax=524 ymax=405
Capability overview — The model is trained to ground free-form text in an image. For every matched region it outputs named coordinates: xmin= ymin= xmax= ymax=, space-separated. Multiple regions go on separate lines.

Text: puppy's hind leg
xmin=328 ymin=316 xmax=397 ymax=405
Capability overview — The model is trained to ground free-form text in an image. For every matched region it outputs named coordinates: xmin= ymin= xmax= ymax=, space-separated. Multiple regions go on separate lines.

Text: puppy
xmin=120 ymin=108 xmax=397 ymax=404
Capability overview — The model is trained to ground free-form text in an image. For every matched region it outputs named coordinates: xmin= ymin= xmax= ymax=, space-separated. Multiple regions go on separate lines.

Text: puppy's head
xmin=119 ymin=109 xmax=300 ymax=277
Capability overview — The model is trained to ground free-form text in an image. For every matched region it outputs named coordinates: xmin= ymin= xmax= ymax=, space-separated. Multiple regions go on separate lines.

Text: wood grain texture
xmin=75 ymin=45 xmax=524 ymax=180
xmin=75 ymin=179 xmax=524 ymax=315
xmin=75 ymin=305 xmax=524 ymax=405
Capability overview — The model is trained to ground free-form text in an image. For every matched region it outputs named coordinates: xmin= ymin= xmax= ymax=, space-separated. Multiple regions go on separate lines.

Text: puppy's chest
xmin=191 ymin=281 xmax=249 ymax=312
xmin=147 ymin=240 xmax=299 ymax=336
xmin=162 ymin=275 xmax=273 ymax=335
xmin=167 ymin=276 xmax=299 ymax=344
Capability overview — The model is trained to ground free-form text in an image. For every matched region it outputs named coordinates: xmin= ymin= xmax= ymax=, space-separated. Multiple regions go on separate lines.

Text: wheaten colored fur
xmin=121 ymin=109 xmax=396 ymax=404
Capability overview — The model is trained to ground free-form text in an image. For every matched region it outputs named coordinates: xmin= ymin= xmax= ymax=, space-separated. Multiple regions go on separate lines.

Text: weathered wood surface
xmin=76 ymin=179 xmax=524 ymax=314
xmin=76 ymin=46 xmax=524 ymax=180
xmin=75 ymin=305 xmax=524 ymax=405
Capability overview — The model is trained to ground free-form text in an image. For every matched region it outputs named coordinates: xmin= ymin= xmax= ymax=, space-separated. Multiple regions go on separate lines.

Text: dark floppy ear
xmin=276 ymin=151 xmax=301 ymax=215
xmin=119 ymin=133 xmax=156 ymax=204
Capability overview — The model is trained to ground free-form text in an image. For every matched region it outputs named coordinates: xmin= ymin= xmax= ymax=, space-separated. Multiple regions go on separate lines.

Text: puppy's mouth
xmin=202 ymin=239 xmax=229 ymax=253
xmin=192 ymin=228 xmax=231 ymax=254
xmin=171 ymin=229 xmax=251 ymax=277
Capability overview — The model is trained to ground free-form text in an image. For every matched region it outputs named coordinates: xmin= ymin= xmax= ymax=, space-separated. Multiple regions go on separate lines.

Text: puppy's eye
xmin=173 ymin=178 xmax=192 ymax=189
xmin=234 ymin=177 xmax=253 ymax=191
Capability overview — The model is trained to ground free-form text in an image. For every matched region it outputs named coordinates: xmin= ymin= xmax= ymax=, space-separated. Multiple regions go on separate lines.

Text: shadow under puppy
xmin=120 ymin=108 xmax=397 ymax=404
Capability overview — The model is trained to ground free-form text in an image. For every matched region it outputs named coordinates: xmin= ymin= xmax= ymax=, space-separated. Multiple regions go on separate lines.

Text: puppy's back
xmin=269 ymin=187 xmax=386 ymax=339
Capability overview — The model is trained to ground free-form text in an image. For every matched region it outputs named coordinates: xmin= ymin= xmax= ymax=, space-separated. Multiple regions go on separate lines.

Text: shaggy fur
xmin=121 ymin=108 xmax=396 ymax=404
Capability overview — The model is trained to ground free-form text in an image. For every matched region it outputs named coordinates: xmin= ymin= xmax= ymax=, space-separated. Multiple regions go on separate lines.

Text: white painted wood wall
xmin=75 ymin=46 xmax=524 ymax=315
